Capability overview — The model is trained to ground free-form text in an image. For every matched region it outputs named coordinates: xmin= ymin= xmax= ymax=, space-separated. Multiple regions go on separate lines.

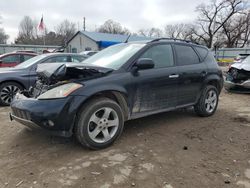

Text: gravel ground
xmin=0 ymin=89 xmax=250 ymax=188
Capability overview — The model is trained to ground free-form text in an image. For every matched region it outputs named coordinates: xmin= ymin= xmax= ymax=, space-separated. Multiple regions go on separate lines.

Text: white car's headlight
xmin=37 ymin=83 xmax=83 ymax=99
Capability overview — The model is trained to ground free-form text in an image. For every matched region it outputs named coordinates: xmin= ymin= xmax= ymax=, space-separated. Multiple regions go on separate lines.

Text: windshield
xmin=15 ymin=54 xmax=48 ymax=68
xmin=82 ymin=43 xmax=146 ymax=70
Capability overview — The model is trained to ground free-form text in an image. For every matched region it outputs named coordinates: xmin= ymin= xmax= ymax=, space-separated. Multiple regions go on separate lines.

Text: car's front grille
xmin=11 ymin=107 xmax=31 ymax=120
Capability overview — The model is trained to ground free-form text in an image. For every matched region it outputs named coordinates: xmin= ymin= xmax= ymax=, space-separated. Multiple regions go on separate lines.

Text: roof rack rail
xmin=149 ymin=38 xmax=200 ymax=45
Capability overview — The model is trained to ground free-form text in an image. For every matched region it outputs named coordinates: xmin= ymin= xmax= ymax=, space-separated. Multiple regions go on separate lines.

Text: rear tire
xmin=194 ymin=85 xmax=219 ymax=117
xmin=0 ymin=82 xmax=23 ymax=106
xmin=75 ymin=97 xmax=124 ymax=150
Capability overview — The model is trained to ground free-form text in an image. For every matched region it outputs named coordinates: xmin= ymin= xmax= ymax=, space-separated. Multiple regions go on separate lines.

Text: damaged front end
xmin=10 ymin=63 xmax=112 ymax=136
xmin=225 ymin=57 xmax=250 ymax=91
xmin=23 ymin=63 xmax=112 ymax=98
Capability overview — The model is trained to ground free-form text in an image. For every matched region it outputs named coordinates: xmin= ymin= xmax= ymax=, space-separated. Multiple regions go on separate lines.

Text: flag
xmin=38 ymin=16 xmax=45 ymax=31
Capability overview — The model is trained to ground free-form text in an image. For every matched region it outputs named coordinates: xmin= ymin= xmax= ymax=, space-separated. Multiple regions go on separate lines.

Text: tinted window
xmin=71 ymin=56 xmax=86 ymax=62
xmin=140 ymin=44 xmax=174 ymax=68
xmin=175 ymin=45 xmax=200 ymax=65
xmin=23 ymin=54 xmax=34 ymax=61
xmin=195 ymin=47 xmax=208 ymax=61
xmin=1 ymin=55 xmax=20 ymax=63
xmin=44 ymin=56 xmax=68 ymax=63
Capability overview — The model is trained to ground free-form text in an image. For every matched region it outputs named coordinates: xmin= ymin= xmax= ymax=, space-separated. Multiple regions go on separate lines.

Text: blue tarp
xmin=98 ymin=41 xmax=121 ymax=48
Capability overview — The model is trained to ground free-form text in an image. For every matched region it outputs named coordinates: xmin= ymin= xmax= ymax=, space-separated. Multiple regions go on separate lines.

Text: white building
xmin=66 ymin=31 xmax=150 ymax=53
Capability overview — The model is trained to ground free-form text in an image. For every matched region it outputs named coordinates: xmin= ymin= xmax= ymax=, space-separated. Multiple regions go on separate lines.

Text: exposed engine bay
xmin=23 ymin=63 xmax=112 ymax=98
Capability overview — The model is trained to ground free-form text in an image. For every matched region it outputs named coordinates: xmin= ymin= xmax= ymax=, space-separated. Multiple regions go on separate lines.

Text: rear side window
xmin=195 ymin=47 xmax=208 ymax=61
xmin=175 ymin=45 xmax=200 ymax=66
xmin=1 ymin=55 xmax=20 ymax=64
xmin=140 ymin=44 xmax=174 ymax=68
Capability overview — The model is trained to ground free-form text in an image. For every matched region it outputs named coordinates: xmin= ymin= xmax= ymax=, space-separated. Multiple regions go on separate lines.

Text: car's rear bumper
xmin=10 ymin=94 xmax=88 ymax=137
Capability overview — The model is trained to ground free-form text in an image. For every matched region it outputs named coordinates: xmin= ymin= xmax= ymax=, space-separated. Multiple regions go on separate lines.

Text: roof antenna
xmin=124 ymin=34 xmax=131 ymax=43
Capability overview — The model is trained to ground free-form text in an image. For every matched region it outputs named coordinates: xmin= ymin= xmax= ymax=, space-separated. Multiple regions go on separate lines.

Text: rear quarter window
xmin=174 ymin=45 xmax=200 ymax=66
xmin=195 ymin=47 xmax=208 ymax=61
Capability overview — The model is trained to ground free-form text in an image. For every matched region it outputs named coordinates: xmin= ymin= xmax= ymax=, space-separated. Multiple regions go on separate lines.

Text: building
xmin=0 ymin=44 xmax=61 ymax=55
xmin=66 ymin=31 xmax=150 ymax=53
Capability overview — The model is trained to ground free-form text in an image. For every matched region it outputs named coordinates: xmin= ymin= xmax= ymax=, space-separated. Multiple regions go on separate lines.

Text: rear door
xmin=130 ymin=43 xmax=179 ymax=115
xmin=173 ymin=44 xmax=207 ymax=106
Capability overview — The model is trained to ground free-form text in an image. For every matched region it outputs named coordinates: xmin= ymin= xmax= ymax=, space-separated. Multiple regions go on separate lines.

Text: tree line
xmin=0 ymin=0 xmax=249 ymax=48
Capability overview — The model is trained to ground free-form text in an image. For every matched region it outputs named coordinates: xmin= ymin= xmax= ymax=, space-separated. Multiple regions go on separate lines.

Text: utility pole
xmin=83 ymin=17 xmax=86 ymax=31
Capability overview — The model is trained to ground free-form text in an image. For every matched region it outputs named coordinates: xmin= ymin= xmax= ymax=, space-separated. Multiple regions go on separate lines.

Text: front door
xmin=130 ymin=43 xmax=179 ymax=116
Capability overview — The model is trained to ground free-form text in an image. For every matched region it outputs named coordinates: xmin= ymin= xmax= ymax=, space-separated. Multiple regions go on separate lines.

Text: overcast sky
xmin=1 ymin=0 xmax=207 ymax=43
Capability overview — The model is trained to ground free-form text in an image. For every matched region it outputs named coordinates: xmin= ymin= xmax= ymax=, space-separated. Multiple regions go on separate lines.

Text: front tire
xmin=194 ymin=85 xmax=219 ymax=117
xmin=75 ymin=97 xmax=124 ymax=150
xmin=0 ymin=82 xmax=23 ymax=106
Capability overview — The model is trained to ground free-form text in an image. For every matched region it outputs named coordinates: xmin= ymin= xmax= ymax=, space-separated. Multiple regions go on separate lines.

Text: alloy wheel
xmin=205 ymin=90 xmax=217 ymax=113
xmin=87 ymin=107 xmax=119 ymax=143
xmin=0 ymin=85 xmax=20 ymax=105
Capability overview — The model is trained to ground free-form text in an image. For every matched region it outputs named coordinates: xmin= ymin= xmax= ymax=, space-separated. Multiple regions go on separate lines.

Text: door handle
xmin=201 ymin=71 xmax=207 ymax=77
xmin=169 ymin=74 xmax=179 ymax=78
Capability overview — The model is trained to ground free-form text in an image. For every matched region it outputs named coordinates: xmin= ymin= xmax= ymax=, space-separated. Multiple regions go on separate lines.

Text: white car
xmin=225 ymin=55 xmax=250 ymax=90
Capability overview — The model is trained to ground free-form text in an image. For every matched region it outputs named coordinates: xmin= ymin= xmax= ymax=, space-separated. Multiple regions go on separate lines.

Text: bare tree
xmin=138 ymin=28 xmax=163 ymax=38
xmin=194 ymin=0 xmax=244 ymax=48
xmin=15 ymin=16 xmax=37 ymax=44
xmin=164 ymin=24 xmax=195 ymax=40
xmin=0 ymin=15 xmax=9 ymax=44
xmin=0 ymin=28 xmax=8 ymax=44
xmin=97 ymin=19 xmax=130 ymax=35
xmin=55 ymin=19 xmax=76 ymax=45
xmin=221 ymin=12 xmax=250 ymax=47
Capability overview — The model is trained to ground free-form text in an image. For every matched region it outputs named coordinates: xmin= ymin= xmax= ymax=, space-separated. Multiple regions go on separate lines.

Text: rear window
xmin=175 ymin=45 xmax=200 ymax=66
xmin=195 ymin=47 xmax=208 ymax=61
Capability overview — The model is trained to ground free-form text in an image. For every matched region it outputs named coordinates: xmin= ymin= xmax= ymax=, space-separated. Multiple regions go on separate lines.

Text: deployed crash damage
xmin=23 ymin=63 xmax=112 ymax=98
xmin=225 ymin=56 xmax=250 ymax=91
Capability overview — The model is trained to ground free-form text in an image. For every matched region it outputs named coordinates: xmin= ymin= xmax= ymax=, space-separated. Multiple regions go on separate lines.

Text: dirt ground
xmin=0 ymin=90 xmax=250 ymax=188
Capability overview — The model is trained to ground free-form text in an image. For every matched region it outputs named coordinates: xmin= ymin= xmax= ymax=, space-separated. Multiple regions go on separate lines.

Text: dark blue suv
xmin=10 ymin=39 xmax=223 ymax=149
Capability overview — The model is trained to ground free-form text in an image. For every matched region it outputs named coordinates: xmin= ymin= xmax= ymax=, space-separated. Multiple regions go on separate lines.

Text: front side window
xmin=23 ymin=55 xmax=34 ymax=61
xmin=1 ymin=55 xmax=20 ymax=64
xmin=140 ymin=44 xmax=174 ymax=68
xmin=44 ymin=56 xmax=68 ymax=63
xmin=175 ymin=45 xmax=200 ymax=66
xmin=71 ymin=56 xmax=86 ymax=63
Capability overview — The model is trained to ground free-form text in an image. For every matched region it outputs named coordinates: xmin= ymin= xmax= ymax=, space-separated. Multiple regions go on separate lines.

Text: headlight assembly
xmin=37 ymin=83 xmax=83 ymax=99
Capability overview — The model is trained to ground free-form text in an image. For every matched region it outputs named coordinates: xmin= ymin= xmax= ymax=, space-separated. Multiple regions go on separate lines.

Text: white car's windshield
xmin=15 ymin=54 xmax=48 ymax=69
xmin=82 ymin=43 xmax=146 ymax=70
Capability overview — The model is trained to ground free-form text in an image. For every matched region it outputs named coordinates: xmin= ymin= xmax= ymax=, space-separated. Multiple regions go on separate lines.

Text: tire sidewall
xmin=76 ymin=98 xmax=124 ymax=149
xmin=201 ymin=86 xmax=219 ymax=116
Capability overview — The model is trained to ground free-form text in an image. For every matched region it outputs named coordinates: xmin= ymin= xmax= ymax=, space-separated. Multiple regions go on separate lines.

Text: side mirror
xmin=134 ymin=58 xmax=155 ymax=70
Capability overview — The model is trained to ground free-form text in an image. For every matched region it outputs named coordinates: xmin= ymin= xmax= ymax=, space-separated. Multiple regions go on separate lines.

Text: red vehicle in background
xmin=0 ymin=52 xmax=37 ymax=68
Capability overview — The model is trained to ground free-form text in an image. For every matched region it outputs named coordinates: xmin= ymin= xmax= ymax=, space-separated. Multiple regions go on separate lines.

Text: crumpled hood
xmin=231 ymin=61 xmax=250 ymax=71
xmin=36 ymin=62 xmax=113 ymax=82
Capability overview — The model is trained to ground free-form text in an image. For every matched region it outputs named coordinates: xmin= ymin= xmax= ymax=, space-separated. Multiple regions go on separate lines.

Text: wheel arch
xmin=76 ymin=90 xmax=130 ymax=121
xmin=0 ymin=80 xmax=26 ymax=90
xmin=203 ymin=75 xmax=223 ymax=93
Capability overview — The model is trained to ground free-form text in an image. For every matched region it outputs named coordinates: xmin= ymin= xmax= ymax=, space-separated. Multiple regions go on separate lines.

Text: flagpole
xmin=43 ymin=28 xmax=45 ymax=46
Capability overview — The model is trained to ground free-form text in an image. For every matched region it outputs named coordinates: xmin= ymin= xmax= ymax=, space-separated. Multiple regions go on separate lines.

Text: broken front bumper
xmin=224 ymin=79 xmax=250 ymax=89
xmin=10 ymin=94 xmax=88 ymax=137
